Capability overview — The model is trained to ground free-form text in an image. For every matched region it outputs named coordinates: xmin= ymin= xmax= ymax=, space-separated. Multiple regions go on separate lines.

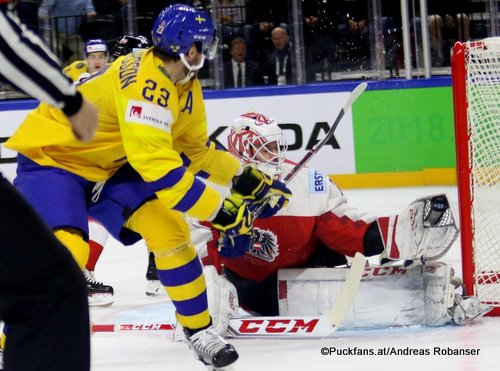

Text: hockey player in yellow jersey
xmin=63 ymin=39 xmax=109 ymax=83
xmin=6 ymin=4 xmax=291 ymax=369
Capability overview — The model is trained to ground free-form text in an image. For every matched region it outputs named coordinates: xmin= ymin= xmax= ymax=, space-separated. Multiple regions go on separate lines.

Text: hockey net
xmin=452 ymin=38 xmax=500 ymax=316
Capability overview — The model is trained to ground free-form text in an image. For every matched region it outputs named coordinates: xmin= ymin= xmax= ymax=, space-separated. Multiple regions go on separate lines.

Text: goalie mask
xmin=228 ymin=112 xmax=287 ymax=180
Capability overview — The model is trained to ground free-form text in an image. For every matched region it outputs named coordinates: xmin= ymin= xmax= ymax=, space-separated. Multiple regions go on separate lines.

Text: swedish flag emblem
xmin=195 ymin=15 xmax=206 ymax=24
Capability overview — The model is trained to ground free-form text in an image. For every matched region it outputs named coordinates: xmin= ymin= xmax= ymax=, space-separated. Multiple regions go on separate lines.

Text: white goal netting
xmin=464 ymin=38 xmax=500 ymax=305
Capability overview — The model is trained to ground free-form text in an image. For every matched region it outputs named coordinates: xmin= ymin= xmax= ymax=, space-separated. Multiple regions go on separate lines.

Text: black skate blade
xmin=206 ymin=364 xmax=238 ymax=371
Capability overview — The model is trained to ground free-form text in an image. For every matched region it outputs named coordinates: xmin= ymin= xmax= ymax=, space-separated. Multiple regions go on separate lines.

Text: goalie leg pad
xmin=378 ymin=194 xmax=459 ymax=261
xmin=204 ymin=266 xmax=239 ymax=336
xmin=423 ymin=261 xmax=456 ymax=326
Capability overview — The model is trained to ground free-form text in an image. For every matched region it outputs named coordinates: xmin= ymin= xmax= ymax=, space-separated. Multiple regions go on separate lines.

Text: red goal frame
xmin=451 ymin=41 xmax=500 ymax=316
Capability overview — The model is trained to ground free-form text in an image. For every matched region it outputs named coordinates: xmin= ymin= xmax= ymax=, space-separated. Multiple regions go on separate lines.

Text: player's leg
xmin=305 ymin=238 xmax=349 ymax=268
xmin=88 ymin=163 xmax=163 ymax=300
xmin=13 ymin=154 xmax=93 ymax=268
xmin=0 ymin=175 xmax=90 ymax=371
xmin=89 ymin=165 xmax=239 ymax=368
xmin=125 ymin=199 xmax=239 ymax=369
xmin=223 ymin=267 xmax=279 ymax=315
xmin=85 ymin=218 xmax=114 ymax=306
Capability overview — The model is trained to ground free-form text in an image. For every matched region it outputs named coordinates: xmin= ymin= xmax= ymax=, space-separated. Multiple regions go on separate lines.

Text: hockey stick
xmin=252 ymin=82 xmax=368 ymax=216
xmin=91 ymin=254 xmax=365 ymax=338
xmin=91 ymin=323 xmax=175 ymax=333
xmin=226 ymin=252 xmax=366 ymax=338
xmin=326 ymin=252 xmax=365 ymax=327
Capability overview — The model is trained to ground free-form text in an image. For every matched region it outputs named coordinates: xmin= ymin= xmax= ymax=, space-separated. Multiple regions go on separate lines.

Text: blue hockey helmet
xmin=151 ymin=4 xmax=217 ymax=60
xmin=84 ymin=39 xmax=108 ymax=57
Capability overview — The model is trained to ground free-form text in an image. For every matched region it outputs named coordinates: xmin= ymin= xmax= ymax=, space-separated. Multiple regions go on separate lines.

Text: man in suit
xmin=223 ymin=37 xmax=261 ymax=88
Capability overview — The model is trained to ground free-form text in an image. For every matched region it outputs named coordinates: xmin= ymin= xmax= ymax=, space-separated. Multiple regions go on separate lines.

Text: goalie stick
xmin=91 ymin=253 xmax=366 ymax=338
xmin=226 ymin=252 xmax=365 ymax=338
xmin=252 ymin=82 xmax=368 ymax=217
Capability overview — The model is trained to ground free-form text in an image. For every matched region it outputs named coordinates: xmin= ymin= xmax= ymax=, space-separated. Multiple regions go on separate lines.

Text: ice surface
xmin=91 ymin=186 xmax=500 ymax=371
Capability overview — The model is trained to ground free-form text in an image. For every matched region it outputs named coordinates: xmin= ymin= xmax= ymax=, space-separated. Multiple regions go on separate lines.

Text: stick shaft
xmin=91 ymin=323 xmax=175 ymax=333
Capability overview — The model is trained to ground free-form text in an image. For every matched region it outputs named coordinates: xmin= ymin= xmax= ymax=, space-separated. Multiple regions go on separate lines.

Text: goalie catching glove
xmin=211 ymin=195 xmax=253 ymax=236
xmin=232 ymin=166 xmax=292 ymax=217
xmin=377 ymin=194 xmax=459 ymax=262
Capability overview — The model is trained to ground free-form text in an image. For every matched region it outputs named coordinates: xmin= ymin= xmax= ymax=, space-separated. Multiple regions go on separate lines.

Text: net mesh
xmin=465 ymin=38 xmax=500 ymax=304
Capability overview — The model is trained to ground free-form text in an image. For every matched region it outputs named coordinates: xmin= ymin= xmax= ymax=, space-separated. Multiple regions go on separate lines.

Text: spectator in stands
xmin=336 ymin=0 xmax=371 ymax=71
xmin=223 ymin=37 xmax=261 ymax=88
xmin=92 ymin=0 xmax=125 ymax=15
xmin=427 ymin=0 xmax=470 ymax=66
xmin=132 ymin=1 xmax=184 ymax=36
xmin=78 ymin=0 xmax=126 ymax=42
xmin=261 ymin=26 xmax=292 ymax=85
xmin=38 ymin=0 xmax=96 ymax=65
xmin=213 ymin=0 xmax=250 ymax=45
xmin=302 ymin=0 xmax=337 ymax=82
xmin=245 ymin=0 xmax=288 ymax=63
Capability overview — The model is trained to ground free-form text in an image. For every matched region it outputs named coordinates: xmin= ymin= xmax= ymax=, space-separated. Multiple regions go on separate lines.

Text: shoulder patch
xmin=76 ymin=62 xmax=85 ymax=69
xmin=125 ymin=100 xmax=173 ymax=132
xmin=308 ymin=168 xmax=327 ymax=194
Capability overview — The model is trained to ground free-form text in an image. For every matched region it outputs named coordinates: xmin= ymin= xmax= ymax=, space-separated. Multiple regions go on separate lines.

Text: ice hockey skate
xmin=145 ymin=252 xmax=165 ymax=297
xmin=183 ymin=324 xmax=239 ymax=370
xmin=83 ymin=269 xmax=114 ymax=307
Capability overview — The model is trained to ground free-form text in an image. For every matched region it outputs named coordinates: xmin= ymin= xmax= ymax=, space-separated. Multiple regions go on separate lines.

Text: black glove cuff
xmin=212 ymin=206 xmax=234 ymax=227
xmin=232 ymin=169 xmax=261 ymax=196
xmin=62 ymin=91 xmax=83 ymax=117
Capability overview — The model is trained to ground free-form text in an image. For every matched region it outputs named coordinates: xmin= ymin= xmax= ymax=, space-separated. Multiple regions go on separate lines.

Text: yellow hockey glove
xmin=232 ymin=166 xmax=292 ymax=202
xmin=211 ymin=195 xmax=253 ymax=236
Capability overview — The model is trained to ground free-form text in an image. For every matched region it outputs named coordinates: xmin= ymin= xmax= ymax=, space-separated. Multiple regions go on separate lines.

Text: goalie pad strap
xmin=423 ymin=261 xmax=455 ymax=326
xmin=377 ymin=216 xmax=399 ymax=259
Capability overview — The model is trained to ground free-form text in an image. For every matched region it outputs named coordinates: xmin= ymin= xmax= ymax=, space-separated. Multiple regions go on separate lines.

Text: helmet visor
xmin=202 ymin=35 xmax=218 ymax=60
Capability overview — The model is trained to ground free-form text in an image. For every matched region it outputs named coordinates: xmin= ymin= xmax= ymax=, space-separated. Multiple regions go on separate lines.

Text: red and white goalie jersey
xmin=206 ymin=161 xmax=377 ymax=282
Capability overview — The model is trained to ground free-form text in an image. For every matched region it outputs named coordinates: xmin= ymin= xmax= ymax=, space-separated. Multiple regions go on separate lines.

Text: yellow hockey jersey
xmin=6 ymin=49 xmax=241 ymax=221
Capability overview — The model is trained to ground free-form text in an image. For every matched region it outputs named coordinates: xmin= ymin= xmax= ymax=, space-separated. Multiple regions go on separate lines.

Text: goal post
xmin=451 ymin=38 xmax=500 ymax=316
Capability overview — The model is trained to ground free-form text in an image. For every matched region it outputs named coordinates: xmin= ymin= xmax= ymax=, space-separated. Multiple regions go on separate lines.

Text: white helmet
xmin=228 ymin=112 xmax=287 ymax=179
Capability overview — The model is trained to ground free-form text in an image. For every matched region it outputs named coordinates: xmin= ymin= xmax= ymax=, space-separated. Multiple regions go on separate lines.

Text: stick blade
xmin=326 ymin=252 xmax=365 ymax=328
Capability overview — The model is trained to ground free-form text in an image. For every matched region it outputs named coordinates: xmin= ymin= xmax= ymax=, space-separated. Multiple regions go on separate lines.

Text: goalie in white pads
xmin=200 ymin=112 xmax=483 ymax=333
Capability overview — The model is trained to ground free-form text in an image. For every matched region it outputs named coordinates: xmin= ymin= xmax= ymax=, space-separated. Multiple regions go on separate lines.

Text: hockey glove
xmin=232 ymin=166 xmax=292 ymax=202
xmin=218 ymin=231 xmax=254 ymax=258
xmin=248 ymin=194 xmax=289 ymax=218
xmin=211 ymin=195 xmax=253 ymax=236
